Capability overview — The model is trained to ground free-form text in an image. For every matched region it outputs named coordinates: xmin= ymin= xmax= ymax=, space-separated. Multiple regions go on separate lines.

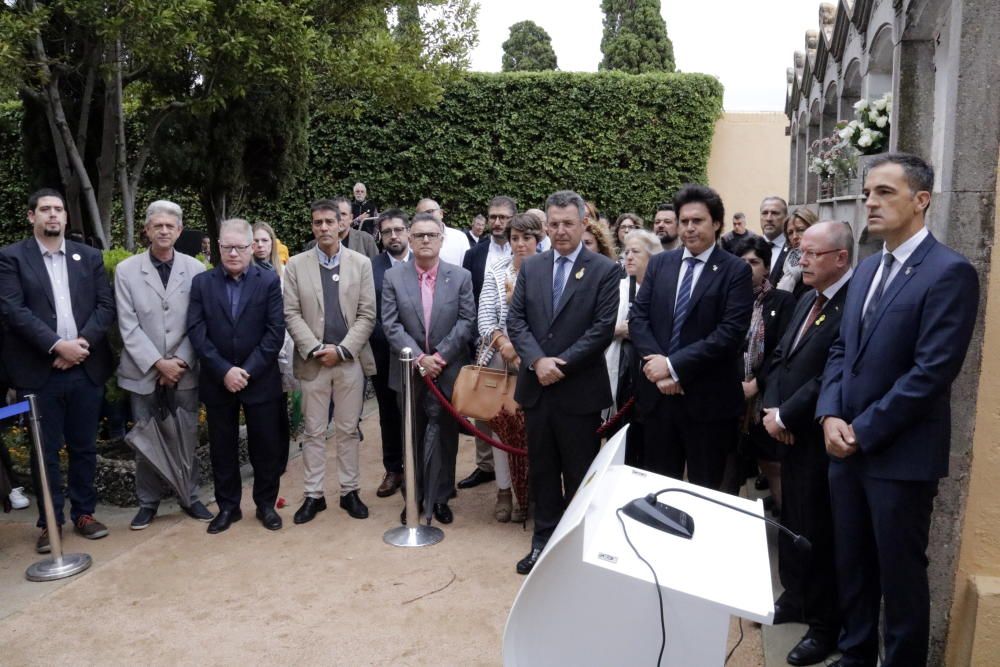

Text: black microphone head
xmin=794 ymin=535 xmax=812 ymax=552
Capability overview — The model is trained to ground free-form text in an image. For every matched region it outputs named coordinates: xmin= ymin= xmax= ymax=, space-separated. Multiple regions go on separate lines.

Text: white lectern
xmin=503 ymin=426 xmax=774 ymax=666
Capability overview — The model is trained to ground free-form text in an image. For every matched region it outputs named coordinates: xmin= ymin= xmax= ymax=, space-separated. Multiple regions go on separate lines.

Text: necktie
xmin=862 ymin=253 xmax=895 ymax=336
xmin=669 ymin=257 xmax=699 ymax=354
xmin=419 ymin=270 xmax=435 ymax=350
xmin=552 ymin=256 xmax=570 ymax=311
xmin=793 ymin=293 xmax=827 ymax=349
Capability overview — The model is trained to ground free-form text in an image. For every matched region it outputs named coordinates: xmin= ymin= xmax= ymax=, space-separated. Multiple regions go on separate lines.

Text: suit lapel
xmin=769 ymin=244 xmax=789 ymax=284
xmin=233 ymin=266 xmax=258 ymax=323
xmin=213 ymin=268 xmax=235 ymax=324
xmin=23 ymin=240 xmax=56 ymax=309
xmin=552 ymin=250 xmax=591 ymax=322
xmin=141 ymin=251 xmax=168 ymax=299
xmin=429 ymin=263 xmax=453 ymax=339
xmin=857 ymin=234 xmax=936 ymax=357
xmin=656 ymin=251 xmax=682 ymax=327
xmin=540 ymin=251 xmax=555 ymax=323
xmin=403 ymin=262 xmax=427 ymax=336
xmin=65 ymin=242 xmax=89 ymax=329
xmin=305 ymin=253 xmax=324 ymax=313
xmin=687 ymin=246 xmax=724 ymax=311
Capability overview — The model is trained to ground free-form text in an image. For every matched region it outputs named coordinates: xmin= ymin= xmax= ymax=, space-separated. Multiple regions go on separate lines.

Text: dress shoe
xmin=207 ymin=508 xmax=243 ymax=534
xmin=772 ymin=601 xmax=804 ymax=625
xmin=339 ymin=491 xmax=369 ymax=519
xmin=74 ymin=514 xmax=109 ymax=539
xmin=293 ymin=496 xmax=327 ymax=524
xmin=376 ymin=471 xmax=403 ymax=498
xmin=786 ymin=636 xmax=836 ymax=666
xmin=256 ymin=506 xmax=283 ymax=530
xmin=183 ymin=500 xmax=214 ymax=522
xmin=516 ymin=547 xmax=542 ymax=575
xmin=432 ymin=502 xmax=453 ymax=524
xmin=130 ymin=506 xmax=157 ymax=530
xmin=457 ymin=468 xmax=495 ymax=489
xmin=400 ymin=501 xmax=424 ymax=525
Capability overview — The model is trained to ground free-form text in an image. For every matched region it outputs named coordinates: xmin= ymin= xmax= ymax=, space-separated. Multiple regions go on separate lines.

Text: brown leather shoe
xmin=376 ymin=471 xmax=403 ymax=498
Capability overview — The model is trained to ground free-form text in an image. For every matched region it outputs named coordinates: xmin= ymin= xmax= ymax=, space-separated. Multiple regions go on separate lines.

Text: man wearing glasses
xmin=457 ymin=196 xmax=516 ymax=491
xmin=382 ymin=213 xmax=475 ymax=525
xmin=415 ymin=198 xmax=469 ymax=267
xmin=188 ymin=218 xmax=287 ymax=533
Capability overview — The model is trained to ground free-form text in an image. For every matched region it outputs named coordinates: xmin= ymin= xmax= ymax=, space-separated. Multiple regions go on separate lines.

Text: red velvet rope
xmin=417 ymin=372 xmax=636 ymax=454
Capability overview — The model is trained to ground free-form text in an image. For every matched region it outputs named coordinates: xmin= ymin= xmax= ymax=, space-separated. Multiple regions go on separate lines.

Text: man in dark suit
xmin=0 ymin=188 xmax=116 ymax=552
xmin=760 ymin=196 xmax=791 ymax=285
xmin=817 ymin=154 xmax=979 ymax=667
xmin=381 ymin=212 xmax=476 ymax=525
xmin=760 ymin=221 xmax=854 ymax=666
xmin=629 ymin=184 xmax=753 ymax=490
xmin=457 ymin=195 xmax=515 ymax=491
xmin=507 ymin=190 xmax=621 ymax=574
xmin=464 ymin=214 xmax=486 ymax=246
xmin=370 ymin=210 xmax=412 ymax=498
xmin=188 ymin=218 xmax=287 ymax=533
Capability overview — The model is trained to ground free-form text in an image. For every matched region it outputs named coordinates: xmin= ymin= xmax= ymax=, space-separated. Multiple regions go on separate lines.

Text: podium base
xmin=26 ymin=552 xmax=92 ymax=582
xmin=383 ymin=525 xmax=444 ymax=548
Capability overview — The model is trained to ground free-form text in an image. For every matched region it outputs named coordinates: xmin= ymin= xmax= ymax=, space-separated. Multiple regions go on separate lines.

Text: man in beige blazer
xmin=284 ymin=199 xmax=377 ymax=524
xmin=115 ymin=200 xmax=214 ymax=529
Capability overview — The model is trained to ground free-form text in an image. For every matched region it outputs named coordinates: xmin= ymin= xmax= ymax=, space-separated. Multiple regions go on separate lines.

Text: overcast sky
xmin=469 ymin=0 xmax=821 ymax=111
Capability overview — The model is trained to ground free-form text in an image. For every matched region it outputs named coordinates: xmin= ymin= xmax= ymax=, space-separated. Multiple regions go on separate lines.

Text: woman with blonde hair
xmin=583 ymin=218 xmax=618 ymax=262
xmin=252 ymin=221 xmax=284 ymax=280
xmin=776 ymin=207 xmax=818 ymax=296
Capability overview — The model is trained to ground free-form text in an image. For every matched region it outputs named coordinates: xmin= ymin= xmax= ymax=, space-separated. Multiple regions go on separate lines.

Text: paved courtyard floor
xmin=1 ymin=399 xmax=768 ymax=666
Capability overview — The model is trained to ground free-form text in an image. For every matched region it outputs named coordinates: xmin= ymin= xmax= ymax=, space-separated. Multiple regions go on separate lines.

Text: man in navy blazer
xmin=629 ymin=184 xmax=753 ymax=490
xmin=507 ymin=190 xmax=621 ymax=574
xmin=0 ymin=189 xmax=116 ymax=551
xmin=370 ymin=209 xmax=412 ymax=498
xmin=817 ymin=154 xmax=979 ymax=667
xmin=188 ymin=218 xmax=287 ymax=533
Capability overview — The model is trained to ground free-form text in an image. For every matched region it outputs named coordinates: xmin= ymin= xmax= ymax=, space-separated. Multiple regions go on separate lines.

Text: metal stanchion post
xmin=383 ymin=347 xmax=444 ymax=548
xmin=24 ymin=393 xmax=92 ymax=581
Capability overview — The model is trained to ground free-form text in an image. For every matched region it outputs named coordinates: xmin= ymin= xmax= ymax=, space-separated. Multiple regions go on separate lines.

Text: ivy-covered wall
xmin=0 ymin=71 xmax=724 ymax=251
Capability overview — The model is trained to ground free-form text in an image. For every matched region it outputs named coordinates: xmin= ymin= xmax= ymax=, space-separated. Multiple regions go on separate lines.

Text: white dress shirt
xmin=486 ymin=238 xmax=511 ymax=273
xmin=36 ymin=238 xmax=78 ymax=344
xmin=862 ymin=226 xmax=929 ymax=314
xmin=389 ymin=250 xmax=412 ymax=268
xmin=552 ymin=242 xmax=584 ymax=297
xmin=767 ymin=234 xmax=787 ymax=271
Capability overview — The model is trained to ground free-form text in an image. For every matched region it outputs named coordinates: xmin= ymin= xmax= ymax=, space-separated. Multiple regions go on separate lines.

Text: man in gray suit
xmin=115 ymin=200 xmax=214 ymax=529
xmin=381 ymin=212 xmax=475 ymax=525
xmin=334 ymin=197 xmax=379 ymax=259
xmin=507 ymin=190 xmax=621 ymax=574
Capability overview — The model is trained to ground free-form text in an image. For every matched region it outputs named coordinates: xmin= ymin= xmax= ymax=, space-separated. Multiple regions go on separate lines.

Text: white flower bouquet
xmin=836 ymin=92 xmax=892 ymax=155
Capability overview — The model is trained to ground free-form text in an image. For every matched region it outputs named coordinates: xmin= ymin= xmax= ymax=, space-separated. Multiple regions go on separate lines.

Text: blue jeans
xmin=21 ymin=367 xmax=104 ymax=528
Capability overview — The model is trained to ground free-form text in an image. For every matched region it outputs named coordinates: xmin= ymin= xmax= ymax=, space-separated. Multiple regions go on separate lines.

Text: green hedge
xmin=0 ymin=71 xmax=723 ymax=251
xmin=0 ymin=102 xmax=30 ymax=248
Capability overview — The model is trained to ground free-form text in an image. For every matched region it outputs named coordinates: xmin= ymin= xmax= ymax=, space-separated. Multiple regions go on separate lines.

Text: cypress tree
xmin=600 ymin=0 xmax=676 ymax=73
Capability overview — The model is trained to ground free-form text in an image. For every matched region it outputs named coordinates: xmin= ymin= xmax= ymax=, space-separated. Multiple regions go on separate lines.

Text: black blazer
xmin=762 ymin=284 xmax=849 ymax=467
xmin=371 ymin=252 xmax=394 ymax=348
xmin=507 ymin=247 xmax=621 ymax=414
xmin=754 ymin=288 xmax=796 ymax=377
xmin=629 ymin=245 xmax=753 ymax=421
xmin=0 ymin=238 xmax=115 ymax=390
xmin=462 ymin=239 xmax=492 ymax=306
xmin=768 ymin=242 xmax=791 ymax=286
xmin=187 ymin=264 xmax=285 ymax=406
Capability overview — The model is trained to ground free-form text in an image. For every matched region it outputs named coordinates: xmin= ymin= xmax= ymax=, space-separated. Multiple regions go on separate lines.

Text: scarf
xmin=743 ymin=278 xmax=772 ymax=421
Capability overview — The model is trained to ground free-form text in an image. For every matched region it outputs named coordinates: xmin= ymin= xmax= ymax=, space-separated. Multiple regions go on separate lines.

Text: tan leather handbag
xmin=451 ymin=335 xmax=519 ymax=420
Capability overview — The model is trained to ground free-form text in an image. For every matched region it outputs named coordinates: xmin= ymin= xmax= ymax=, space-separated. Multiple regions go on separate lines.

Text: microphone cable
xmin=616 ymin=507 xmax=666 ymax=667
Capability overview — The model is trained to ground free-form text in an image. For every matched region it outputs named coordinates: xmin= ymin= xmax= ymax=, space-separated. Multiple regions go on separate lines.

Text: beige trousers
xmin=300 ymin=361 xmax=365 ymax=498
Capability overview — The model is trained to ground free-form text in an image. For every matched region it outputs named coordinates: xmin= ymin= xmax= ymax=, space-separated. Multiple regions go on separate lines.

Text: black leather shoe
xmin=517 ymin=548 xmax=542 ymax=575
xmin=182 ymin=500 xmax=214 ymax=522
xmin=400 ymin=501 xmax=424 ymax=525
xmin=293 ymin=496 xmax=327 ymax=524
xmin=207 ymin=508 xmax=242 ymax=534
xmin=772 ymin=601 xmax=805 ymax=625
xmin=432 ymin=502 xmax=453 ymax=524
xmin=786 ymin=636 xmax=836 ymax=666
xmin=256 ymin=506 xmax=282 ymax=530
xmin=457 ymin=468 xmax=495 ymax=489
xmin=130 ymin=506 xmax=157 ymax=530
xmin=339 ymin=491 xmax=369 ymax=519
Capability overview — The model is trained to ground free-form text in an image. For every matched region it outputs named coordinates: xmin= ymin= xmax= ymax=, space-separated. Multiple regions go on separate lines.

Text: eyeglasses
xmin=487 ymin=214 xmax=512 ymax=222
xmin=219 ymin=243 xmax=252 ymax=254
xmin=618 ymin=224 xmax=638 ymax=231
xmin=411 ymin=232 xmax=442 ymax=242
xmin=800 ymin=248 xmax=842 ymax=260
xmin=381 ymin=226 xmax=407 ymax=237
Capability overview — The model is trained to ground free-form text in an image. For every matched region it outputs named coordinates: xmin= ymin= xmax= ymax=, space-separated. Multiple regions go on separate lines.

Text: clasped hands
xmin=642 ymin=354 xmax=683 ymax=395
xmin=155 ymin=357 xmax=189 ymax=386
xmin=52 ymin=337 xmax=90 ymax=370
xmin=418 ymin=352 xmax=447 ymax=380
xmin=823 ymin=416 xmax=858 ymax=458
xmin=313 ymin=344 xmax=342 ymax=368
xmin=224 ymin=366 xmax=250 ymax=393
xmin=534 ymin=357 xmax=565 ymax=386
xmin=762 ymin=408 xmax=795 ymax=445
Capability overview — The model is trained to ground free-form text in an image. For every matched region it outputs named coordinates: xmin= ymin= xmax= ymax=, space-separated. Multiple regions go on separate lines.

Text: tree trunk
xmin=113 ymin=40 xmax=135 ymax=251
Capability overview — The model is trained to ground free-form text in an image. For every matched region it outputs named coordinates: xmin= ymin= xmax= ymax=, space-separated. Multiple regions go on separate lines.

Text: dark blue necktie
xmin=862 ymin=253 xmax=895 ymax=336
xmin=669 ymin=257 xmax=699 ymax=353
xmin=552 ymin=256 xmax=570 ymax=311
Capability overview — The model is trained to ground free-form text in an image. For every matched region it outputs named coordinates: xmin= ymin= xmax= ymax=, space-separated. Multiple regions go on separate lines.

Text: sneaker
xmin=9 ymin=487 xmax=29 ymax=510
xmin=74 ymin=514 xmax=109 ymax=540
xmin=130 ymin=507 xmax=157 ymax=530
xmin=35 ymin=525 xmax=62 ymax=554
xmin=182 ymin=500 xmax=215 ymax=522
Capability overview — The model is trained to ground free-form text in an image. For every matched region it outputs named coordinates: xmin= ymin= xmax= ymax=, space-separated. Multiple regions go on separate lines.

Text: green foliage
xmin=600 ymin=0 xmax=676 ymax=74
xmin=0 ymin=101 xmax=29 ymax=248
xmin=501 ymin=20 xmax=558 ymax=72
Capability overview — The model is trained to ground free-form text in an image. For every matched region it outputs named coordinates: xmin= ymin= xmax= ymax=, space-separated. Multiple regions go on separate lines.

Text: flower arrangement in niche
xmin=837 ymin=92 xmax=892 ymax=155
xmin=808 ymin=133 xmax=858 ymax=180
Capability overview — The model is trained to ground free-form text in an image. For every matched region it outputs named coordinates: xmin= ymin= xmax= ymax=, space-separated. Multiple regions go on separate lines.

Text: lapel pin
xmin=71 ymin=253 xmax=81 ymax=261
xmin=815 ymin=314 xmax=826 ymax=326
xmin=905 ymin=266 xmax=912 ymax=276
xmin=332 ymin=274 xmax=340 ymax=282
xmin=770 ymin=310 xmax=776 ymax=317
xmin=712 ymin=264 xmax=718 ymax=272
xmin=575 ymin=267 xmax=585 ymax=280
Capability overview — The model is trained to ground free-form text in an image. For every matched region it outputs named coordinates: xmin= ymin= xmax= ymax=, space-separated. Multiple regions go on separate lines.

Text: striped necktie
xmin=669 ymin=257 xmax=699 ymax=354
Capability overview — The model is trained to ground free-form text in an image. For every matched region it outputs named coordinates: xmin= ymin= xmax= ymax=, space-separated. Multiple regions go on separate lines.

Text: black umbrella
xmin=124 ymin=385 xmax=198 ymax=507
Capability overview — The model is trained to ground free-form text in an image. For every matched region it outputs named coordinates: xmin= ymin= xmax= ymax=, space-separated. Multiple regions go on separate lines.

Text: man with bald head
xmin=760 ymin=221 xmax=853 ymax=665
xmin=415 ymin=198 xmax=468 ymax=267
